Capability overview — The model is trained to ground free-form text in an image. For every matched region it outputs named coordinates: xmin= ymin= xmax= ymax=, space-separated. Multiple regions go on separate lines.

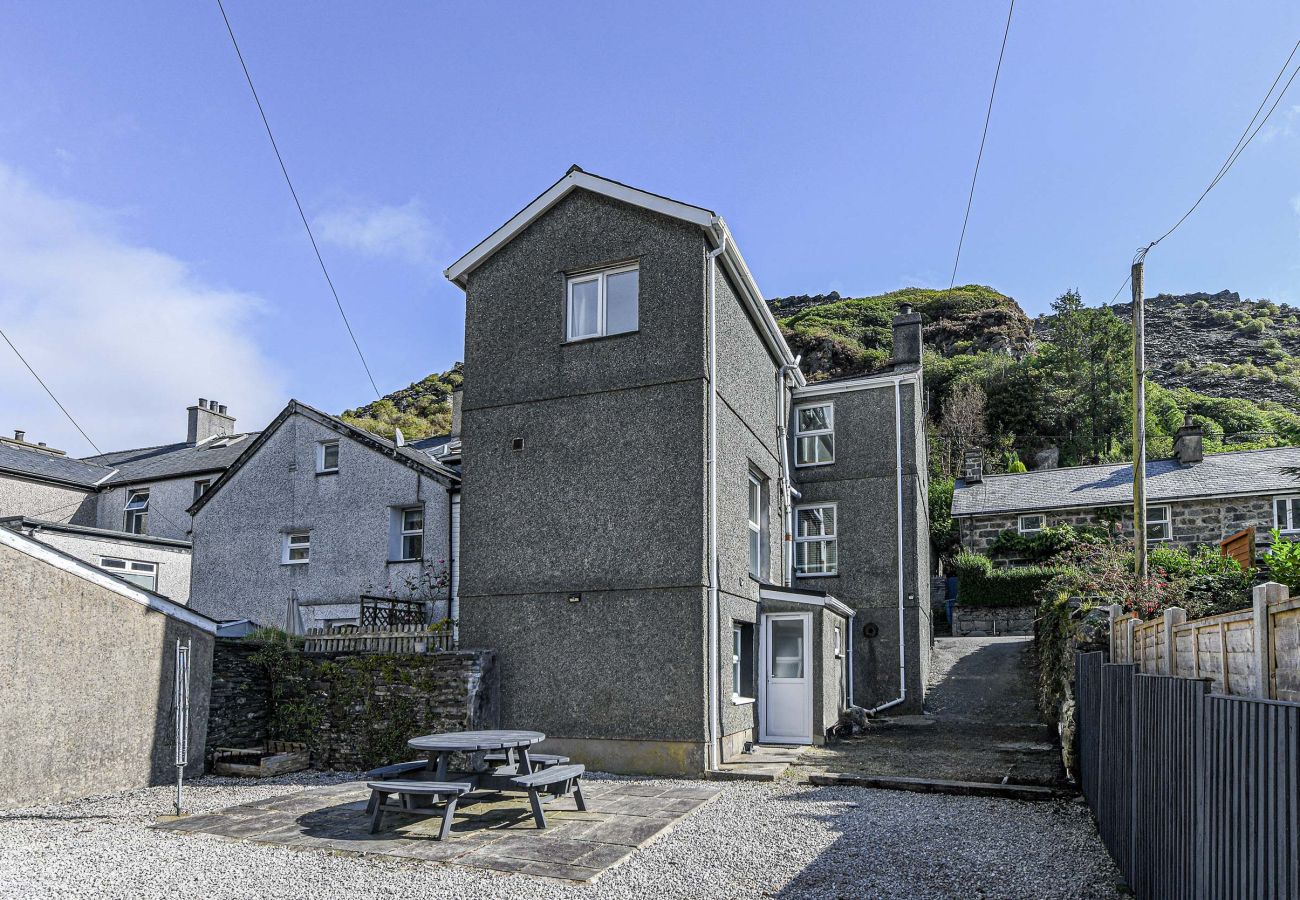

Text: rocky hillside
xmin=1098 ymin=290 xmax=1300 ymax=406
xmin=340 ymin=363 xmax=462 ymax=441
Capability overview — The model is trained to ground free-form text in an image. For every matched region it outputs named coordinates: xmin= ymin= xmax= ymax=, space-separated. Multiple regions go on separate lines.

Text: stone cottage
xmin=443 ymin=167 xmax=930 ymax=775
xmin=952 ymin=418 xmax=1300 ymax=556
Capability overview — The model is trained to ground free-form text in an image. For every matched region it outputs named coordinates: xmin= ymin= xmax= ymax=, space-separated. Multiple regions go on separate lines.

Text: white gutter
xmin=705 ymin=233 xmax=728 ymax=771
xmin=866 ymin=377 xmax=910 ymax=715
xmin=776 ymin=360 xmax=802 ymax=586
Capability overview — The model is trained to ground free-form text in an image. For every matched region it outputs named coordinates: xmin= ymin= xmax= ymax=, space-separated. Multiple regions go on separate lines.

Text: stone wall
xmin=951 ymin=604 xmax=1037 ymax=637
xmin=205 ymin=638 xmax=498 ymax=771
xmin=958 ymin=494 xmax=1279 ymax=559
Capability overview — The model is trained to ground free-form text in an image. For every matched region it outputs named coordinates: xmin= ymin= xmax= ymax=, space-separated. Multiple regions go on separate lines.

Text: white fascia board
xmin=709 ymin=219 xmax=803 ymax=379
xmin=793 ymin=370 xmax=921 ymax=398
xmin=759 ymin=586 xmax=853 ymax=618
xmin=445 ymin=170 xmax=716 ymax=286
xmin=0 ymin=526 xmax=217 ymax=634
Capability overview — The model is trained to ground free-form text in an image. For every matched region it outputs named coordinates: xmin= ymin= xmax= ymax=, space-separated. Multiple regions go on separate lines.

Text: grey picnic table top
xmin=408 ymin=730 xmax=545 ymax=753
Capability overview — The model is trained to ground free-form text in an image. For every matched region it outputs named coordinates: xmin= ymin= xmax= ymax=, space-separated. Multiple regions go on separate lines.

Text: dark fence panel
xmin=1076 ymin=652 xmax=1300 ymax=899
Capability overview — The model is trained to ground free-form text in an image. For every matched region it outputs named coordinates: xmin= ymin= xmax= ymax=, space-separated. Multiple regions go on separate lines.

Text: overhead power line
xmin=948 ymin=0 xmax=1016 ymax=291
xmin=214 ymin=0 xmax=382 ymax=399
xmin=1 ymin=328 xmax=104 ymax=456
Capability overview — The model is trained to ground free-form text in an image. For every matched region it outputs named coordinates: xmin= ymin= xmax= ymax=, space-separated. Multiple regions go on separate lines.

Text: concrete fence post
xmin=1125 ymin=618 xmax=1139 ymax=669
xmin=1252 ymin=582 xmax=1288 ymax=699
xmin=1163 ymin=607 xmax=1187 ymax=677
xmin=1108 ymin=604 xmax=1125 ymax=661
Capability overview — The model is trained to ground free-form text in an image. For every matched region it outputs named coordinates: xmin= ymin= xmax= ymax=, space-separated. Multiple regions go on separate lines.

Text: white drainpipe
xmin=776 ymin=361 xmax=802 ymax=587
xmin=865 ymin=377 xmax=910 ymax=715
xmin=705 ymin=230 xmax=728 ymax=771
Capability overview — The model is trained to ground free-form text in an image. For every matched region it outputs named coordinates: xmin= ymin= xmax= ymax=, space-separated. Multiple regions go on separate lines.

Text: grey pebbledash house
xmin=185 ymin=400 xmax=461 ymax=630
xmin=952 ymin=418 xmax=1300 ymax=557
xmin=443 ymin=167 xmax=930 ymax=775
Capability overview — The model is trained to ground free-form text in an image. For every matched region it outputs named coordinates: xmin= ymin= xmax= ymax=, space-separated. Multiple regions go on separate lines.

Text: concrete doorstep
xmin=805 ymin=772 xmax=1077 ymax=802
xmin=705 ymin=745 xmax=802 ymax=782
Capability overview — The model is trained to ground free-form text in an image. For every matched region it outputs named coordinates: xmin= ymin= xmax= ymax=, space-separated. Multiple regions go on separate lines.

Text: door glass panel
xmin=770 ymin=619 xmax=804 ymax=679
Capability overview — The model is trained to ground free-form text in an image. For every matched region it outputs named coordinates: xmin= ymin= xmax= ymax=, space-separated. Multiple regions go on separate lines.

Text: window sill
xmin=386 ymin=558 xmax=422 ymax=565
xmin=281 ymin=561 xmax=309 ymax=566
xmin=731 ymin=695 xmax=756 ymax=706
xmin=795 ymin=572 xmax=838 ymax=579
xmin=315 ymin=469 xmax=338 ymax=477
xmin=562 ymin=329 xmax=639 ymax=345
xmin=794 ymin=460 xmax=835 ymax=469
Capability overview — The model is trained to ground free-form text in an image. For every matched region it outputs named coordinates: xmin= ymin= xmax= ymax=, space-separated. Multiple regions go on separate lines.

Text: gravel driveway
xmin=0 ymin=772 xmax=1123 ymax=899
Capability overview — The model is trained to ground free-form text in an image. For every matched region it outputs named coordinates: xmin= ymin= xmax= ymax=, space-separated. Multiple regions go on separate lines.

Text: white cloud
xmin=0 ymin=162 xmax=285 ymax=454
xmin=313 ymin=199 xmax=440 ymax=265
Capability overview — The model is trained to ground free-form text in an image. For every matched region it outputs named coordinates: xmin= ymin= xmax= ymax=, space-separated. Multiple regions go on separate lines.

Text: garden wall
xmin=951 ymin=604 xmax=1036 ymax=636
xmin=206 ymin=637 xmax=498 ymax=771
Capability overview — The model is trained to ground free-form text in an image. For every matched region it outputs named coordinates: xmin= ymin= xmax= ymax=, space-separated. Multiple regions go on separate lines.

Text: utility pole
xmin=1131 ymin=255 xmax=1148 ymax=578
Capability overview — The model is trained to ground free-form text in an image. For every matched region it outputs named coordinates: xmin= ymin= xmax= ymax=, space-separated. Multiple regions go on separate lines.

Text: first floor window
xmin=795 ymin=504 xmax=837 ymax=576
xmin=99 ymin=557 xmax=157 ymax=591
xmin=747 ymin=471 xmax=768 ymax=579
xmin=399 ymin=506 xmax=424 ymax=561
xmin=282 ymin=532 xmax=311 ymax=564
xmin=795 ymin=402 xmax=834 ymax=466
xmin=317 ymin=440 xmax=339 ymax=473
xmin=1146 ymin=505 xmax=1172 ymax=542
xmin=123 ymin=490 xmax=149 ymax=534
xmin=1018 ymin=514 xmax=1046 ymax=535
xmin=1275 ymin=496 xmax=1300 ymax=534
xmin=566 ymin=264 xmax=639 ymax=340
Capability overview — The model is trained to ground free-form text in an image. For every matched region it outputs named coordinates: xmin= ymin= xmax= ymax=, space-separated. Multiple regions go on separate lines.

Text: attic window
xmin=123 ymin=490 xmax=149 ymax=534
xmin=204 ymin=434 xmax=246 ymax=450
xmin=566 ymin=264 xmax=638 ymax=341
xmin=317 ymin=440 xmax=339 ymax=473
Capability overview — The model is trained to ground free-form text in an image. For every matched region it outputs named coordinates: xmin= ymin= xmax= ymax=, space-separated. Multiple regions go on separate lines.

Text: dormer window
xmin=317 ymin=440 xmax=339 ymax=474
xmin=566 ymin=264 xmax=638 ymax=341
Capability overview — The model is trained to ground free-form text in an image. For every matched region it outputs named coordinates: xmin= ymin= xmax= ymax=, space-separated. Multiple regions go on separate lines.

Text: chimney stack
xmin=14 ymin=429 xmax=24 ymax=442
xmin=187 ymin=398 xmax=236 ymax=444
xmin=1173 ymin=415 xmax=1204 ymax=465
xmin=890 ymin=304 xmax=923 ymax=369
xmin=962 ymin=448 xmax=985 ymax=484
xmin=449 ymin=386 xmax=463 ymax=437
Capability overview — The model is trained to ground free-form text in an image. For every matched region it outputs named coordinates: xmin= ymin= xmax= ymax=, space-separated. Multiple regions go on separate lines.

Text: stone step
xmin=806 ymin=772 xmax=1076 ymax=801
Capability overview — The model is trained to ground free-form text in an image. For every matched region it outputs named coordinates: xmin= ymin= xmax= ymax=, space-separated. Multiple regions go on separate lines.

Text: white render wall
xmin=21 ymin=529 xmax=192 ymax=604
xmin=0 ymin=475 xmax=97 ymax=525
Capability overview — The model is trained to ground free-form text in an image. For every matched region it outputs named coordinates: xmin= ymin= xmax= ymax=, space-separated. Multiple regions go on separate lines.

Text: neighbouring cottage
xmin=186 ymin=400 xmax=461 ymax=630
xmin=0 ymin=400 xmax=254 ymax=601
xmin=443 ymin=167 xmax=930 ymax=775
xmin=0 ymin=525 xmax=216 ymax=808
xmin=952 ymin=418 xmax=1300 ymax=558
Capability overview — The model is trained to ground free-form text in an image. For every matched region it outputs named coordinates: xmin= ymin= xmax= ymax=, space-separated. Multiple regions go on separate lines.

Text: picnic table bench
xmin=367 ymin=779 xmax=474 ymax=841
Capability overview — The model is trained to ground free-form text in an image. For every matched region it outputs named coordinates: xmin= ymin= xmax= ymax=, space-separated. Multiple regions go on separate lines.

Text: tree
xmin=936 ymin=381 xmax=989 ymax=477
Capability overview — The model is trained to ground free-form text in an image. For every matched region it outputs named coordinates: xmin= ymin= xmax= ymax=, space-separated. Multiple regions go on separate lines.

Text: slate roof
xmin=82 ymin=434 xmax=261 ymax=486
xmin=0 ymin=443 xmax=111 ymax=488
xmin=952 ymin=446 xmax=1300 ymax=517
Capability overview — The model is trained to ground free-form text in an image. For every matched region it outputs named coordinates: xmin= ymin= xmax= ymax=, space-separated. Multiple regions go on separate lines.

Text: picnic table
xmin=408 ymin=729 xmax=546 ymax=786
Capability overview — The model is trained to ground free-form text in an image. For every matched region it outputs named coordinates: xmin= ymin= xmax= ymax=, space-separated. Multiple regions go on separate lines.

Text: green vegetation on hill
xmin=341 ymin=363 xmax=462 ymax=441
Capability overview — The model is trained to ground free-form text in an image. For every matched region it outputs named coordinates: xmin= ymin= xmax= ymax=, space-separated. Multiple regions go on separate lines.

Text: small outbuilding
xmin=0 ymin=526 xmax=216 ymax=808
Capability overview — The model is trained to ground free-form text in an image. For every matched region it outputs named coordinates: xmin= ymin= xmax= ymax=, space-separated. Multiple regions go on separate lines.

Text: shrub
xmin=1148 ymin=545 xmax=1254 ymax=618
xmin=1263 ymin=529 xmax=1300 ymax=592
xmin=987 ymin=523 xmax=1109 ymax=562
xmin=1191 ymin=299 xmax=1210 ymax=311
xmin=955 ymin=551 xmax=1065 ymax=607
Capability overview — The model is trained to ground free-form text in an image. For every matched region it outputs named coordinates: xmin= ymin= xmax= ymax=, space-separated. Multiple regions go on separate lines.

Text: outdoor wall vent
xmin=512 ymin=437 xmax=524 ymax=452
xmin=862 ymin=622 xmax=880 ymax=640
xmin=566 ymin=593 xmax=581 ymax=604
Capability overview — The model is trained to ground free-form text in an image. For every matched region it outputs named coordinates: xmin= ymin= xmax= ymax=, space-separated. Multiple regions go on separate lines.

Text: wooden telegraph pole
xmin=1131 ymin=254 xmax=1148 ymax=578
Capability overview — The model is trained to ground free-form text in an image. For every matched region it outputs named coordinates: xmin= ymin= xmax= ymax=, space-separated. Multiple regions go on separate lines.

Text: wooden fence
xmin=1076 ymin=652 xmax=1300 ymax=899
xmin=1108 ymin=582 xmax=1300 ymax=701
xmin=302 ymin=622 xmax=455 ymax=654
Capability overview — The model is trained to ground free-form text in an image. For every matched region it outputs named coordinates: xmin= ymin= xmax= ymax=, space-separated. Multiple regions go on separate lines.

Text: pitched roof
xmin=951 ymin=446 xmax=1300 ymax=517
xmin=83 ymin=434 xmax=260 ymax=486
xmin=187 ymin=399 xmax=459 ymax=516
xmin=442 ymin=166 xmax=802 ymax=380
xmin=0 ymin=442 xmax=111 ymax=489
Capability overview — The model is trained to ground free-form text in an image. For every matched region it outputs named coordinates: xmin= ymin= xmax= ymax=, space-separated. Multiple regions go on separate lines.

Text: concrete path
xmin=796 ymin=636 xmax=1066 ymax=786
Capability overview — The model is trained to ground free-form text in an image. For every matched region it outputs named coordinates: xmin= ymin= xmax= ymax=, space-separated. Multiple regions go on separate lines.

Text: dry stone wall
xmin=952 ymin=604 xmax=1037 ymax=637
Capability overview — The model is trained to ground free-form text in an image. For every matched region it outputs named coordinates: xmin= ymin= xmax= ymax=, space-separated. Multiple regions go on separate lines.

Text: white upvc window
xmin=732 ymin=625 xmax=743 ymax=697
xmin=123 ymin=490 xmax=150 ymax=534
xmin=747 ymin=471 xmax=768 ymax=579
xmin=794 ymin=403 xmax=834 ymax=467
xmin=395 ymin=506 xmax=424 ymax=561
xmin=795 ymin=503 xmax=838 ymax=577
xmin=1146 ymin=505 xmax=1172 ymax=542
xmin=99 ymin=557 xmax=158 ymax=591
xmin=1018 ymin=514 xmax=1046 ymax=535
xmin=834 ymin=625 xmax=843 ymax=658
xmin=731 ymin=621 xmax=754 ymax=702
xmin=566 ymin=264 xmax=639 ymax=341
xmin=282 ymin=532 xmax=311 ymax=564
xmin=1275 ymin=496 xmax=1300 ymax=534
xmin=193 ymin=478 xmax=212 ymax=502
xmin=317 ymin=440 xmax=340 ymax=473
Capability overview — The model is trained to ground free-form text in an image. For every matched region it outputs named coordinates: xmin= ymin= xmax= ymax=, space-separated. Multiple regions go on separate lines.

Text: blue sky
xmin=2 ymin=1 xmax=1299 ymax=452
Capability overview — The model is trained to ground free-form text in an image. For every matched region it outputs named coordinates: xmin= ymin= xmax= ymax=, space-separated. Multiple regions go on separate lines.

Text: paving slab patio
xmin=154 ymin=777 xmax=721 ymax=883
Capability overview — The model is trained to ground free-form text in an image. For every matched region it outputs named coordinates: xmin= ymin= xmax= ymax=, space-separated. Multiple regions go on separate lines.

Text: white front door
xmin=760 ymin=612 xmax=813 ymax=744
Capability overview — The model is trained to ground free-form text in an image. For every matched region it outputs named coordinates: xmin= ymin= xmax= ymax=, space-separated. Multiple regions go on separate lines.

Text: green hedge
xmin=953 ymin=551 xmax=1064 ymax=607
